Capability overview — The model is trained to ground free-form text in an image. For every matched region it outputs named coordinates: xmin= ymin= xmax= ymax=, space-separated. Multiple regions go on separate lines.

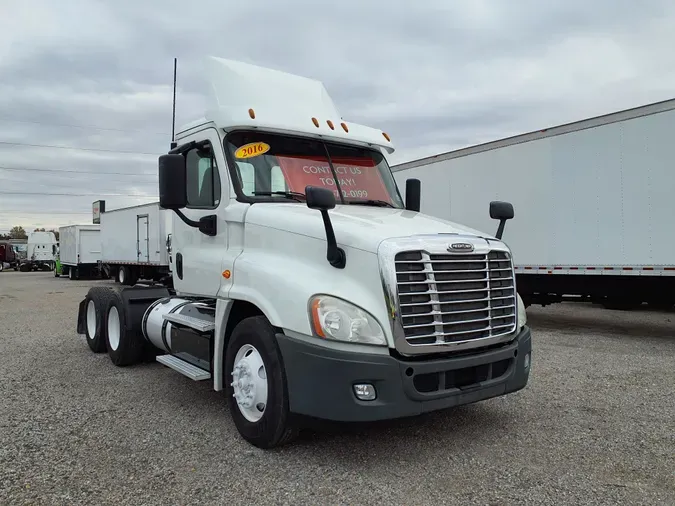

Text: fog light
xmin=524 ymin=352 xmax=531 ymax=370
xmin=353 ymin=383 xmax=376 ymax=401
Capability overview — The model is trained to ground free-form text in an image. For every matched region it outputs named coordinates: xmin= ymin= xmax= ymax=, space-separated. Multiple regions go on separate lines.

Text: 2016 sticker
xmin=234 ymin=141 xmax=270 ymax=159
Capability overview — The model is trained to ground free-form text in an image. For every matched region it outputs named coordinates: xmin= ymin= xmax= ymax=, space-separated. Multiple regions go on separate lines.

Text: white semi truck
xmin=76 ymin=57 xmax=532 ymax=449
xmin=392 ymin=98 xmax=675 ymax=310
xmin=57 ymin=224 xmax=102 ymax=280
xmin=21 ymin=231 xmax=58 ymax=271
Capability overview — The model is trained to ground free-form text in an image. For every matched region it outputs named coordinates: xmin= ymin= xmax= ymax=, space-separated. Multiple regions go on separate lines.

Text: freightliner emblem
xmin=448 ymin=242 xmax=474 ymax=252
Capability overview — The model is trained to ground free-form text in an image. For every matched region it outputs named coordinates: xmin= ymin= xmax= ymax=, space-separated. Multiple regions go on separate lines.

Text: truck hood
xmin=245 ymin=203 xmax=494 ymax=252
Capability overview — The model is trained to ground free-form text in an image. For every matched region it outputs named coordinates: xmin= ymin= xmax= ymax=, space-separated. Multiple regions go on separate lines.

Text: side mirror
xmin=159 ymin=154 xmax=187 ymax=210
xmin=305 ymin=185 xmax=345 ymax=269
xmin=405 ymin=178 xmax=421 ymax=212
xmin=306 ymin=186 xmax=336 ymax=210
xmin=489 ymin=201 xmax=514 ymax=240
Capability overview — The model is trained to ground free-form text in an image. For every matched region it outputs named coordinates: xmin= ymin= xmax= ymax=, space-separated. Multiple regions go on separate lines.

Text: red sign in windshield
xmin=276 ymin=156 xmax=392 ymax=203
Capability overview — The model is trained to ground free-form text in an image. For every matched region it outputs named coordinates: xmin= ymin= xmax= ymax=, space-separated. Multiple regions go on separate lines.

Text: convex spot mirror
xmin=305 ymin=186 xmax=336 ymax=210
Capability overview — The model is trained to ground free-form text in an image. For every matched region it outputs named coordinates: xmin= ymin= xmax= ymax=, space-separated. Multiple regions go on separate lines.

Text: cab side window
xmin=186 ymin=142 xmax=221 ymax=209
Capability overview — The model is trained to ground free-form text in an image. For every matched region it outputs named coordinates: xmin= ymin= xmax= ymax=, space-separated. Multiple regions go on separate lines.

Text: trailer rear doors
xmin=137 ymin=215 xmax=150 ymax=263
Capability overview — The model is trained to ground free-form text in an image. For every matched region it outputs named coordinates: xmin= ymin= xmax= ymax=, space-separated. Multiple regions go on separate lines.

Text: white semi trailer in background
xmin=57 ymin=224 xmax=101 ymax=280
xmin=76 ymin=56 xmax=532 ymax=449
xmin=99 ymin=201 xmax=173 ymax=286
xmin=392 ymin=98 xmax=675 ymax=310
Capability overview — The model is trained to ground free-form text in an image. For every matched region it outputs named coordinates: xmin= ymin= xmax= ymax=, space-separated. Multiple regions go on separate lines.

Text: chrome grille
xmin=394 ymin=250 xmax=517 ymax=347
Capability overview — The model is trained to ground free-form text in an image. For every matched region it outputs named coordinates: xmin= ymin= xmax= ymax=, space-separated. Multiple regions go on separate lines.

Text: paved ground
xmin=0 ymin=271 xmax=673 ymax=505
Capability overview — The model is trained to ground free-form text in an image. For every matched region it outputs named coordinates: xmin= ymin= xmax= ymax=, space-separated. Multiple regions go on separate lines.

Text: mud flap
xmin=76 ymin=298 xmax=87 ymax=334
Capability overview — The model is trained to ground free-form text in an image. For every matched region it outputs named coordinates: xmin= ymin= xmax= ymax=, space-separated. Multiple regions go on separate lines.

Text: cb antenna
xmin=170 ymin=57 xmax=177 ymax=150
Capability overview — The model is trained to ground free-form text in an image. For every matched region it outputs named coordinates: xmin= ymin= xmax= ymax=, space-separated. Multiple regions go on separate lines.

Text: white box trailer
xmin=57 ymin=224 xmax=101 ymax=280
xmin=392 ymin=98 xmax=675 ymax=310
xmin=100 ymin=202 xmax=172 ymax=285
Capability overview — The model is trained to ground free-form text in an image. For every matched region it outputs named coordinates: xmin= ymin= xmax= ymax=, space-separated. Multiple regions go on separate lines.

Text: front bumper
xmin=277 ymin=325 xmax=532 ymax=422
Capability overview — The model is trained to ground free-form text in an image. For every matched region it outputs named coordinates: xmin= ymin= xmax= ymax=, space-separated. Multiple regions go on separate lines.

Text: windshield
xmin=225 ymin=131 xmax=404 ymax=208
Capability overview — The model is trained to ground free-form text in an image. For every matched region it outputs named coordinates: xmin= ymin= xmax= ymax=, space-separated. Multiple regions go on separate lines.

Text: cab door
xmin=170 ymin=127 xmax=229 ymax=297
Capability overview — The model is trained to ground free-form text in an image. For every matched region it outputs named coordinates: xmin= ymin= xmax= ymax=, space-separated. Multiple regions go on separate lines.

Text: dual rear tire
xmin=82 ymin=286 xmax=146 ymax=365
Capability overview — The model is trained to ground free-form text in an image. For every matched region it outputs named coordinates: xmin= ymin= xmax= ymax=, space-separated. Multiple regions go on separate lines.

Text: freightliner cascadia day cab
xmin=76 ymin=57 xmax=532 ymax=448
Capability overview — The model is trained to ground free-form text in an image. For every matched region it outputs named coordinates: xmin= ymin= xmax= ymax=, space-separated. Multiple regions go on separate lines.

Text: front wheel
xmin=225 ymin=316 xmax=298 ymax=449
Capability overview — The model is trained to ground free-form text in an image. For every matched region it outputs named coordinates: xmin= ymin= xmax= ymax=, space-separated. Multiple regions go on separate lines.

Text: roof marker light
xmin=248 ymin=108 xmax=255 ymax=119
xmin=341 ymin=122 xmax=348 ymax=132
xmin=382 ymin=132 xmax=391 ymax=142
xmin=312 ymin=117 xmax=319 ymax=127
xmin=327 ymin=120 xmax=335 ymax=130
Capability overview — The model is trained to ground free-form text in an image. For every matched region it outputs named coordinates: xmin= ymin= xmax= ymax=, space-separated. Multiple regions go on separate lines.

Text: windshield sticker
xmin=276 ymin=156 xmax=393 ymax=203
xmin=234 ymin=141 xmax=270 ymax=159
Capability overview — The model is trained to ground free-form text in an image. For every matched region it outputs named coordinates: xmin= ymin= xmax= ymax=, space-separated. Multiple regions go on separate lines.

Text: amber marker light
xmin=310 ymin=298 xmax=325 ymax=338
xmin=248 ymin=108 xmax=255 ymax=119
xmin=222 ymin=270 xmax=231 ymax=279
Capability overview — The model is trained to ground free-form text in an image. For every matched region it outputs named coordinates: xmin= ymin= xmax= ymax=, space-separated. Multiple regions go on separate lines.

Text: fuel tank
xmin=142 ymin=297 xmax=215 ymax=355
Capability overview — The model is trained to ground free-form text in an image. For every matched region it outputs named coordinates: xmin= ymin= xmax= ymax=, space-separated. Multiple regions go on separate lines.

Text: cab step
xmin=156 ymin=355 xmax=211 ymax=381
xmin=162 ymin=313 xmax=215 ymax=333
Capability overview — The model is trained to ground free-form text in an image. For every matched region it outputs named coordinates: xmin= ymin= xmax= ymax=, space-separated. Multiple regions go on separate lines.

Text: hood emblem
xmin=448 ymin=242 xmax=474 ymax=252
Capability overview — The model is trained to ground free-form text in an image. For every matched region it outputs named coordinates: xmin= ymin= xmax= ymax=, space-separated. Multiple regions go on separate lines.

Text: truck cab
xmin=77 ymin=57 xmax=531 ymax=449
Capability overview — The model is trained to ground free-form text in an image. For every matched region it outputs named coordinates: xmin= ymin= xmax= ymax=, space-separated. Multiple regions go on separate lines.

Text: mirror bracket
xmin=174 ymin=210 xmax=217 ymax=237
xmin=305 ymin=185 xmax=346 ymax=269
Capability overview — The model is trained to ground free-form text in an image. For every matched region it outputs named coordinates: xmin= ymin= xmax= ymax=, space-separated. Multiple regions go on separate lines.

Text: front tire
xmin=225 ymin=316 xmax=298 ymax=449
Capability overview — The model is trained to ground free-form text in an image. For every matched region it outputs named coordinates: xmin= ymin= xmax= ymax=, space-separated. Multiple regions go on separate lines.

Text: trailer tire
xmin=118 ymin=266 xmax=135 ymax=285
xmin=104 ymin=289 xmax=144 ymax=366
xmin=225 ymin=316 xmax=298 ymax=449
xmin=83 ymin=286 xmax=114 ymax=353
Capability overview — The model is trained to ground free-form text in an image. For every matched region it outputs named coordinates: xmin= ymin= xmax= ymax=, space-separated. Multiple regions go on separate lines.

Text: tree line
xmin=0 ymin=226 xmax=59 ymax=241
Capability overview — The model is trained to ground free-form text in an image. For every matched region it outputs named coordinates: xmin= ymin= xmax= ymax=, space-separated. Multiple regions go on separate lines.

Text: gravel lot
xmin=0 ymin=271 xmax=673 ymax=505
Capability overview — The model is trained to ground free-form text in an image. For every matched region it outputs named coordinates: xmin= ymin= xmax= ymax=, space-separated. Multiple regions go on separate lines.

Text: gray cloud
xmin=1 ymin=0 xmax=674 ymax=232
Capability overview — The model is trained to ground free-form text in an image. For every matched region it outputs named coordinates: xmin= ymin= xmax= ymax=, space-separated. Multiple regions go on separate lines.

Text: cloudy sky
xmin=1 ymin=0 xmax=674 ymax=234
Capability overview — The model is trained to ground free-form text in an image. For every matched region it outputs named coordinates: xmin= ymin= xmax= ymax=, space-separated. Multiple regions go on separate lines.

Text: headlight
xmin=309 ymin=295 xmax=386 ymax=346
xmin=517 ymin=293 xmax=527 ymax=329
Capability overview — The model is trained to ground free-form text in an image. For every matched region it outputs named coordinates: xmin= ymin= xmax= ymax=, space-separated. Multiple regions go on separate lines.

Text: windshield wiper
xmin=252 ymin=191 xmax=306 ymax=202
xmin=347 ymin=199 xmax=395 ymax=208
